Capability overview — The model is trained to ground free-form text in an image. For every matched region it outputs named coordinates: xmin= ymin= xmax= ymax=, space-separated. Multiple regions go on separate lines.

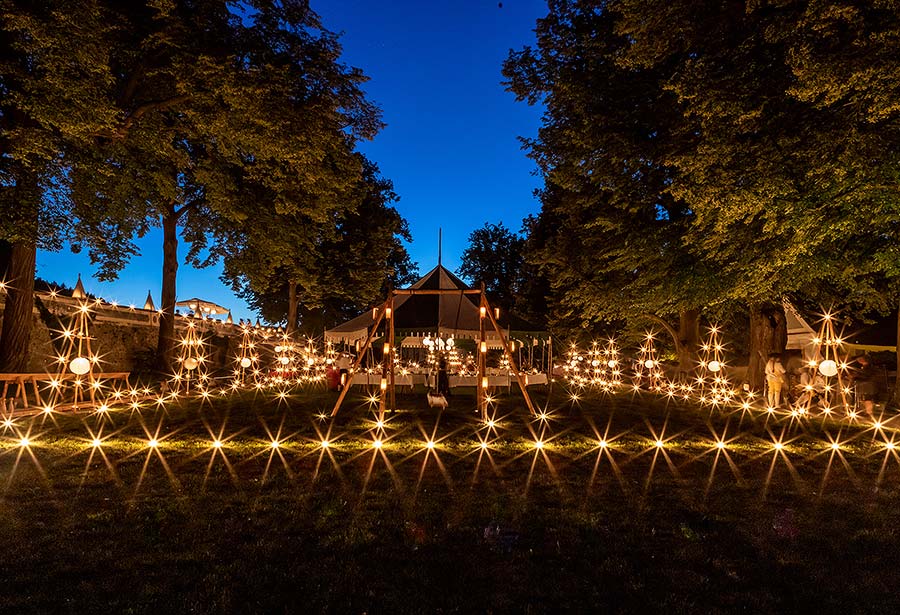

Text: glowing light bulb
xmin=212 ymin=440 xmax=222 ymax=449
xmin=598 ymin=439 xmax=607 ymax=448
xmin=270 ymin=440 xmax=280 ymax=449
xmin=480 ymin=441 xmax=489 ymax=450
xmin=425 ymin=440 xmax=435 ymax=449
xmin=321 ymin=440 xmax=330 ymax=449
xmin=147 ymin=439 xmax=158 ymax=448
xmin=372 ymin=439 xmax=383 ymax=449
xmin=19 ymin=437 xmax=30 ymax=447
xmin=716 ymin=441 xmax=726 ymax=450
xmin=534 ymin=440 xmax=544 ymax=449
xmin=91 ymin=438 xmax=102 ymax=448
xmin=773 ymin=442 xmax=784 ymax=451
xmin=655 ymin=440 xmax=664 ymax=448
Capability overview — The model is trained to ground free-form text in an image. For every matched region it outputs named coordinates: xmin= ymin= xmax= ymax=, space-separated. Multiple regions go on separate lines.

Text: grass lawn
xmin=2 ymin=384 xmax=900 ymax=613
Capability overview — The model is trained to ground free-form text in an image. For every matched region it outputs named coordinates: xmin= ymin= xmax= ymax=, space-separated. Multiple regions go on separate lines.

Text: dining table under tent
xmin=323 ymin=264 xmax=550 ymax=419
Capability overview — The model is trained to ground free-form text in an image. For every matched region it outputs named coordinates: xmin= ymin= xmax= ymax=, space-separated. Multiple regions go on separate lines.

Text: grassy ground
xmin=2 ymin=384 xmax=900 ymax=613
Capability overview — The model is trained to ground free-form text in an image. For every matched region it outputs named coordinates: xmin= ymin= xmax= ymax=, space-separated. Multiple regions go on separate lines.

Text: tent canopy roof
xmin=326 ymin=265 xmax=545 ymax=343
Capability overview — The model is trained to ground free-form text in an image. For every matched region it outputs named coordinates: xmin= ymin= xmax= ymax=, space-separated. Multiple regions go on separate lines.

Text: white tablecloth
xmin=348 ymin=372 xmax=548 ymax=387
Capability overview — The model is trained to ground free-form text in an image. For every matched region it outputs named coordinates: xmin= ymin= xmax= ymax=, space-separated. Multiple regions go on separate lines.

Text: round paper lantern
xmin=819 ymin=359 xmax=838 ymax=377
xmin=607 ymin=360 xmax=617 ymax=368
xmin=274 ymin=345 xmax=283 ymax=353
xmin=446 ymin=338 xmax=454 ymax=348
xmin=239 ymin=357 xmax=252 ymax=368
xmin=183 ymin=357 xmax=198 ymax=371
xmin=708 ymin=360 xmax=722 ymax=373
xmin=69 ymin=356 xmax=91 ymax=375
xmin=643 ymin=359 xmax=655 ymax=369
xmin=591 ymin=359 xmax=600 ymax=367
xmin=279 ymin=356 xmax=290 ymax=365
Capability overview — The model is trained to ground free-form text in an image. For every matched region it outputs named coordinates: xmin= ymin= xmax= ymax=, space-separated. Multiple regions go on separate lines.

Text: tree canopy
xmin=505 ymin=0 xmax=900 ymax=383
xmin=456 ymin=222 xmax=525 ymax=314
xmin=0 ymin=0 xmax=411 ymax=372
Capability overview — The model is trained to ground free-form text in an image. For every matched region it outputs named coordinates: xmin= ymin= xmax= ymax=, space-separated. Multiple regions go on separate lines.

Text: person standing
xmin=765 ymin=353 xmax=787 ymax=408
xmin=437 ymin=354 xmax=450 ymax=398
xmin=852 ymin=354 xmax=878 ymax=417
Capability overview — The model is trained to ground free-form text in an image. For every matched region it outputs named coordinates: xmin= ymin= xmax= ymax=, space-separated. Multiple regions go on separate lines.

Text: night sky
xmin=36 ymin=0 xmax=546 ymax=322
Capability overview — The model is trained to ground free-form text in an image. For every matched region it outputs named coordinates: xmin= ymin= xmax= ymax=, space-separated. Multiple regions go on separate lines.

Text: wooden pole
xmin=478 ymin=293 xmax=487 ymax=420
xmin=389 ymin=293 xmax=396 ymax=415
xmin=330 ymin=302 xmax=388 ymax=417
xmin=484 ymin=295 xmax=538 ymax=417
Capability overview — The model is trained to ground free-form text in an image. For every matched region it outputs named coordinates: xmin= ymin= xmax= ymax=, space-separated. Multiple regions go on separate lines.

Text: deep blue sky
xmin=36 ymin=0 xmax=547 ymax=322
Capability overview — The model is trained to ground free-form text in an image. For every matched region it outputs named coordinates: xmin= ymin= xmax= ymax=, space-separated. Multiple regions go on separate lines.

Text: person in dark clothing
xmin=852 ymin=354 xmax=878 ymax=416
xmin=437 ymin=354 xmax=451 ymax=398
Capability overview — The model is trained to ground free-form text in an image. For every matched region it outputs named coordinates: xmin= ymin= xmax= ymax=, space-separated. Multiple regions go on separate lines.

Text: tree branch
xmin=96 ymin=94 xmax=192 ymax=140
xmin=173 ymin=199 xmax=199 ymax=221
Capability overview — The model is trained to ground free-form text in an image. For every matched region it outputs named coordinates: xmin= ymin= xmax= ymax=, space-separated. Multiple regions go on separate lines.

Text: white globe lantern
xmin=708 ymin=360 xmax=722 ymax=373
xmin=643 ymin=359 xmax=655 ymax=369
xmin=69 ymin=356 xmax=91 ymax=375
xmin=607 ymin=359 xmax=617 ymax=368
xmin=239 ymin=357 xmax=252 ymax=368
xmin=591 ymin=359 xmax=600 ymax=367
xmin=279 ymin=356 xmax=290 ymax=365
xmin=819 ymin=359 xmax=838 ymax=377
xmin=274 ymin=345 xmax=283 ymax=353
xmin=183 ymin=357 xmax=199 ymax=371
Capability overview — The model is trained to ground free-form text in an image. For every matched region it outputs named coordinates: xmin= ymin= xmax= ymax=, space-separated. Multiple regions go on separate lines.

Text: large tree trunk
xmin=0 ymin=239 xmax=37 ymax=372
xmin=156 ymin=212 xmax=178 ymax=374
xmin=645 ymin=310 xmax=701 ymax=379
xmin=747 ymin=302 xmax=787 ymax=390
xmin=677 ymin=309 xmax=701 ymax=375
xmin=286 ymin=280 xmax=298 ymax=336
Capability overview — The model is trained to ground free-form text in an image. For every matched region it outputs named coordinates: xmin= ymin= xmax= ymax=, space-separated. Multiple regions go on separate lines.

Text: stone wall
xmin=0 ymin=292 xmax=244 ymax=375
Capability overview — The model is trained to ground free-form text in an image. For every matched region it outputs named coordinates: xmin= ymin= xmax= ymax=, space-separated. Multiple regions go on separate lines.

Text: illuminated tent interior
xmin=324 ymin=264 xmax=546 ymax=348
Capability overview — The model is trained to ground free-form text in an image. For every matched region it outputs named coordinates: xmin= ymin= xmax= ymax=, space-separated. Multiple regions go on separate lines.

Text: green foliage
xmin=0 ymin=0 xmax=118 ymax=248
xmin=506 ymin=0 xmax=900 ymax=339
xmin=66 ymin=0 xmax=381 ymax=281
xmin=457 ymin=222 xmax=525 ymax=313
xmin=503 ymin=1 xmax=720 ymax=337
xmin=219 ymin=156 xmax=418 ymax=330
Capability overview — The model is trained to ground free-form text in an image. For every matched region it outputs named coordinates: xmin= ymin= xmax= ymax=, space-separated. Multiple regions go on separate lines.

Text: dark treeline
xmin=0 ymin=1 xmax=415 ymax=373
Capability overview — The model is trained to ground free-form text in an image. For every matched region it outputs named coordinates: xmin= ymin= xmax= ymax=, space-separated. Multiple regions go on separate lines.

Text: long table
xmin=348 ymin=372 xmax=548 ymax=388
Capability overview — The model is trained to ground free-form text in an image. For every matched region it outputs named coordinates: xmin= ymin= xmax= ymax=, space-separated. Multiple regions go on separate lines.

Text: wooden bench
xmin=0 ymin=372 xmax=132 ymax=411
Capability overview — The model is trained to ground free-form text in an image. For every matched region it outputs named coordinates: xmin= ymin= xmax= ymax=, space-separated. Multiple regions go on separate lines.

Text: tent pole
xmin=484 ymin=296 xmax=538 ymax=417
xmin=478 ymin=291 xmax=487 ymax=420
xmin=389 ymin=292 xmax=396 ymax=415
xmin=330 ymin=301 xmax=388 ymax=418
